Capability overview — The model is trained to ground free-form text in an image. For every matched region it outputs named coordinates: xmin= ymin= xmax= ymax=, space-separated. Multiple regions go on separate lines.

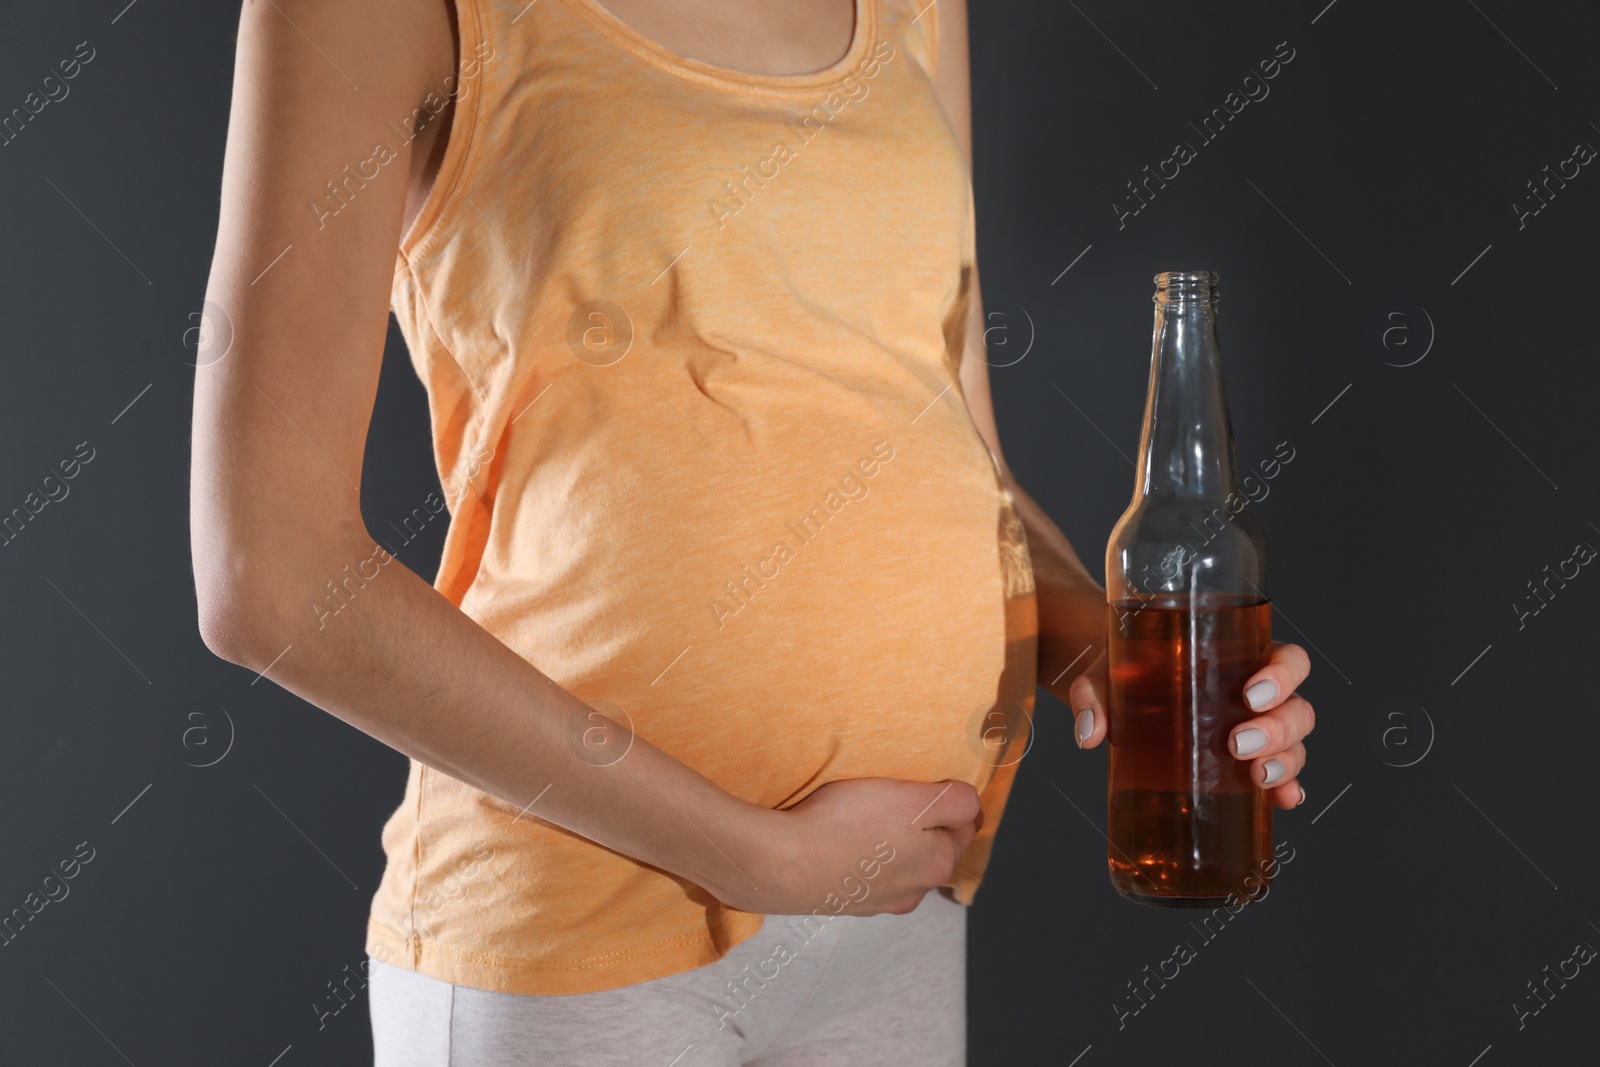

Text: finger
xmin=908 ymin=825 xmax=974 ymax=895
xmin=1230 ymin=695 xmax=1316 ymax=758
xmin=909 ymin=779 xmax=981 ymax=830
xmin=1252 ymin=742 xmax=1305 ymax=790
xmin=945 ymin=815 xmax=979 ymax=857
xmin=1269 ymin=778 xmax=1307 ymax=810
xmin=1242 ymin=642 xmax=1312 ymax=712
xmin=1066 ymin=650 xmax=1109 ymax=750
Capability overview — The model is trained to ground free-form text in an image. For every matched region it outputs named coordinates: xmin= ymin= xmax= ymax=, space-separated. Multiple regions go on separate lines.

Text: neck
xmin=1134 ymin=293 xmax=1239 ymax=501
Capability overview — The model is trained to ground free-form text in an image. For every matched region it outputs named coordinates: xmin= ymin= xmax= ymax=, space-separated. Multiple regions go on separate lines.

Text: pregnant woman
xmin=189 ymin=0 xmax=1315 ymax=1062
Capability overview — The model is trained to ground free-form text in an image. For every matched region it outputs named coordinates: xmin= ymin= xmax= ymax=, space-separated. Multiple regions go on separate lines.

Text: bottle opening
xmin=1154 ymin=270 xmax=1219 ymax=306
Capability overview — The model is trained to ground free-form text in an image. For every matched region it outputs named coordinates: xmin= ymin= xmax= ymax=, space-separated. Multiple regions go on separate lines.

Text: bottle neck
xmin=1134 ymin=296 xmax=1239 ymax=500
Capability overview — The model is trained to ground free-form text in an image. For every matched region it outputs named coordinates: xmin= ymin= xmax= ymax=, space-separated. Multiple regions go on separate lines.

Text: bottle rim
xmin=1153 ymin=270 xmax=1219 ymax=306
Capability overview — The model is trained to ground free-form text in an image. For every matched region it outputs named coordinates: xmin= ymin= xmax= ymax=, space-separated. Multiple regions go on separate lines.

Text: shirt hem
xmin=365 ymin=911 xmax=767 ymax=995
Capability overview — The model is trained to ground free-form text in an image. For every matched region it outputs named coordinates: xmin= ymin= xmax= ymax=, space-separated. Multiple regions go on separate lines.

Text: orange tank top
xmin=368 ymin=0 xmax=1038 ymax=995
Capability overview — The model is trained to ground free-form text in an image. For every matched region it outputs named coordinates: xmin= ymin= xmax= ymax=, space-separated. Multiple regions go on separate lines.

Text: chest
xmin=585 ymin=0 xmax=860 ymax=77
xmin=502 ymin=33 xmax=962 ymax=255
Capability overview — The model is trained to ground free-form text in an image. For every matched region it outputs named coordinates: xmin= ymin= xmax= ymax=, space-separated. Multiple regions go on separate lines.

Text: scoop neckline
xmin=559 ymin=0 xmax=876 ymax=96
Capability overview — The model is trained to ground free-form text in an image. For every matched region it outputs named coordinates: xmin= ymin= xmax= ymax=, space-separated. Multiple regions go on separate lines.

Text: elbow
xmin=192 ymin=536 xmax=299 ymax=668
xmin=190 ymin=464 xmax=366 ymax=665
xmin=197 ymin=599 xmax=252 ymax=666
xmin=191 ymin=497 xmax=375 ymax=665
xmin=198 ymin=575 xmax=321 ymax=671
xmin=193 ymin=530 xmax=368 ymax=666
xmin=195 ymin=573 xmax=275 ymax=667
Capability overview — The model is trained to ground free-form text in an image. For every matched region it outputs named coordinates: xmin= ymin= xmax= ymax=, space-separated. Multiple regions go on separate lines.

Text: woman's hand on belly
xmin=721 ymin=778 xmax=982 ymax=917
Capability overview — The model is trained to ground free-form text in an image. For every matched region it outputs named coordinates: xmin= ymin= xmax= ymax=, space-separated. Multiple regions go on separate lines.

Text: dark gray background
xmin=2 ymin=0 xmax=1597 ymax=1063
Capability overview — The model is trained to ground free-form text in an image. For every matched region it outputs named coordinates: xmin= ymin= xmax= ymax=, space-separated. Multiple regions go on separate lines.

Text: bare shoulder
xmin=232 ymin=0 xmax=453 ymax=134
xmin=212 ymin=0 xmax=460 ymax=280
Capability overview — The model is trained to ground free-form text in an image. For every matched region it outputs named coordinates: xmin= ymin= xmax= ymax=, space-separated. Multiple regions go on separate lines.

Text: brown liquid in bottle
xmin=1107 ymin=593 xmax=1272 ymax=906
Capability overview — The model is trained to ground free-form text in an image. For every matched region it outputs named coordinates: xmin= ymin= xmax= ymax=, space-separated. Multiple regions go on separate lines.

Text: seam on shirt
xmin=403 ymin=230 xmax=486 ymax=407
xmin=403 ymin=255 xmax=496 ymax=522
xmin=393 ymin=261 xmax=495 ymax=619
xmin=409 ymin=763 xmax=426 ymax=968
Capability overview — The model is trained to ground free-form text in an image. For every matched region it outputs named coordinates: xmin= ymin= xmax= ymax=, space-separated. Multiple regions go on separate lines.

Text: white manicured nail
xmin=1297 ymin=784 xmax=1307 ymax=806
xmin=1074 ymin=708 xmax=1094 ymax=747
xmin=1262 ymin=759 xmax=1285 ymax=785
xmin=1244 ymin=679 xmax=1279 ymax=710
xmin=1234 ymin=728 xmax=1267 ymax=757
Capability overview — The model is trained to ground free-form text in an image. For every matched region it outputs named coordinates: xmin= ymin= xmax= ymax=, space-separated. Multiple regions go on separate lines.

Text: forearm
xmin=197 ymin=520 xmax=771 ymax=907
xmin=997 ymin=463 xmax=1106 ymax=688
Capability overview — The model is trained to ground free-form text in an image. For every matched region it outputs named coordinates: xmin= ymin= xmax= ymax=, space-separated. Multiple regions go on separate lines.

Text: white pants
xmin=368 ymin=888 xmax=967 ymax=1066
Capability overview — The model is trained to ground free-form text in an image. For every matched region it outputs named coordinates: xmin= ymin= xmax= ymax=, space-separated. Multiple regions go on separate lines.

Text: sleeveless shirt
xmin=368 ymin=0 xmax=1039 ymax=995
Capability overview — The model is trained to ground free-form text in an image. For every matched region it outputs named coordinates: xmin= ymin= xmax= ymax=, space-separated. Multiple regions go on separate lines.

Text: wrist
xmin=699 ymin=795 xmax=790 ymax=912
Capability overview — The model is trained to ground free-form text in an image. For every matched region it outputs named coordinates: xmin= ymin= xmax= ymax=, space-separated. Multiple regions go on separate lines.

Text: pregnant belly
xmin=464 ymin=420 xmax=1033 ymax=809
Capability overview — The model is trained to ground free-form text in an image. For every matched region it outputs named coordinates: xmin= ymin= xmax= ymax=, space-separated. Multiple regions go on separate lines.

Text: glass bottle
xmin=1104 ymin=270 xmax=1273 ymax=907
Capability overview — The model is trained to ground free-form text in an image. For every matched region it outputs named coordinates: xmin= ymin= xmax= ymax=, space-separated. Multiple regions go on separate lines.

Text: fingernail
xmin=1244 ymin=679 xmax=1279 ymax=710
xmin=1233 ymin=728 xmax=1267 ymax=757
xmin=1262 ymin=759 xmax=1285 ymax=786
xmin=1074 ymin=708 xmax=1094 ymax=748
xmin=1297 ymin=784 xmax=1307 ymax=807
